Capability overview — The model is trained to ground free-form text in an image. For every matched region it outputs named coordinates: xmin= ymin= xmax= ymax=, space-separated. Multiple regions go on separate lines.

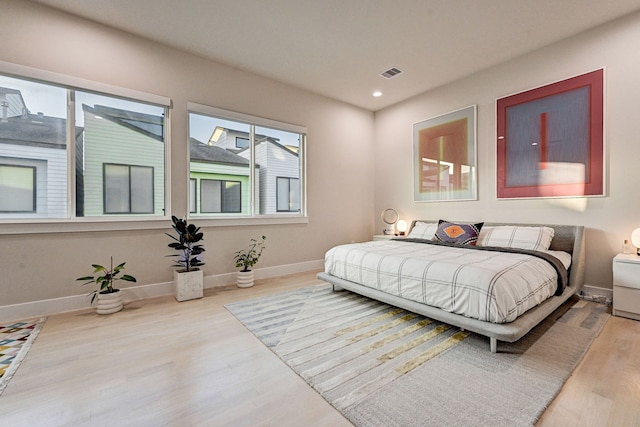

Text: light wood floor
xmin=0 ymin=271 xmax=638 ymax=426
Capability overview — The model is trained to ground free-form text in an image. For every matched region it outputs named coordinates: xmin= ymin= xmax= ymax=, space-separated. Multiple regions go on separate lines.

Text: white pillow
xmin=407 ymin=221 xmax=438 ymax=239
xmin=477 ymin=226 xmax=555 ymax=252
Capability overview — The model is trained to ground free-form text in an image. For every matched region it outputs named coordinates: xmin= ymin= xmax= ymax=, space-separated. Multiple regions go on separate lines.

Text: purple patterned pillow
xmin=433 ymin=220 xmax=484 ymax=246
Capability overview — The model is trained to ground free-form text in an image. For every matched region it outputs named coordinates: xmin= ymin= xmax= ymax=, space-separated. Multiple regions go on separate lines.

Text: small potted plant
xmin=233 ymin=235 xmax=266 ymax=288
xmin=77 ymin=256 xmax=137 ymax=314
xmin=166 ymin=215 xmax=205 ymax=301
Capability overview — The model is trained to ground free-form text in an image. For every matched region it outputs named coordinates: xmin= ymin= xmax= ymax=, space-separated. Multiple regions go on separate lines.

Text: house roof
xmin=82 ymin=104 xmax=164 ymax=142
xmin=235 ymin=136 xmax=299 ymax=158
xmin=189 ymin=138 xmax=250 ymax=167
xmin=0 ymin=112 xmax=67 ymax=149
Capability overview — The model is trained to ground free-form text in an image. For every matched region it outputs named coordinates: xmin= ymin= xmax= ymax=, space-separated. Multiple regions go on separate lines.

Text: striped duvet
xmin=324 ymin=239 xmax=565 ymax=324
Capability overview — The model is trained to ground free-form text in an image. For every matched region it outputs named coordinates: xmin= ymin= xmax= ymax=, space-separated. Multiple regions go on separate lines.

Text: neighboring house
xmin=189 ymin=137 xmax=259 ymax=215
xmin=78 ymin=104 xmax=165 ymax=216
xmin=243 ymin=137 xmax=300 ymax=214
xmin=209 ymin=126 xmax=300 ymax=214
xmin=0 ymin=87 xmax=67 ymax=218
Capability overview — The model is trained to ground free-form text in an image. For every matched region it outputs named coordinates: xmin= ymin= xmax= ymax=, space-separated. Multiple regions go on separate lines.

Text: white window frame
xmin=187 ymin=102 xmax=308 ymax=227
xmin=0 ymin=60 xmax=172 ymax=235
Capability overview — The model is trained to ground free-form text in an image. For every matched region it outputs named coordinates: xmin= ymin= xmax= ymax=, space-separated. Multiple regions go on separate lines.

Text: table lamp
xmin=631 ymin=228 xmax=640 ymax=256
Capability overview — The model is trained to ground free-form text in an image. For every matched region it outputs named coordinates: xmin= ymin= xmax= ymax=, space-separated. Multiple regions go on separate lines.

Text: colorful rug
xmin=0 ymin=318 xmax=46 ymax=397
xmin=225 ymin=284 xmax=609 ymax=427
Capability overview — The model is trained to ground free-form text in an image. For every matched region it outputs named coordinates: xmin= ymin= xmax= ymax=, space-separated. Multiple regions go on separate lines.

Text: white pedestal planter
xmin=237 ymin=270 xmax=254 ymax=288
xmin=174 ymin=269 xmax=204 ymax=301
xmin=96 ymin=290 xmax=123 ymax=314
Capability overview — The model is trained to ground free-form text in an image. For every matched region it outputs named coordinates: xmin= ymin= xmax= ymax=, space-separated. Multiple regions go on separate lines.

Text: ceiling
xmin=32 ymin=0 xmax=640 ymax=111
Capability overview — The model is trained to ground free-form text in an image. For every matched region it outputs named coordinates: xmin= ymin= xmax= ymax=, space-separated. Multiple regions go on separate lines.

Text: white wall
xmin=0 ymin=0 xmax=375 ymax=310
xmin=374 ymin=11 xmax=640 ymax=290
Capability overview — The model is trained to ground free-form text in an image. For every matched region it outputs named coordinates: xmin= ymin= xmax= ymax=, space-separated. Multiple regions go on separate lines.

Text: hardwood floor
xmin=0 ymin=271 xmax=638 ymax=426
xmin=537 ymin=313 xmax=640 ymax=427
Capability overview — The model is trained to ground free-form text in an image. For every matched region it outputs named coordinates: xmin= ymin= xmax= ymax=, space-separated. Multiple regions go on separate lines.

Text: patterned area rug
xmin=0 ymin=318 xmax=46 ymax=397
xmin=225 ymin=284 xmax=609 ymax=427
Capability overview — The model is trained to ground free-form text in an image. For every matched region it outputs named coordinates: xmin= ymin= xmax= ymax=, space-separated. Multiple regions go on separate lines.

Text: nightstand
xmin=613 ymin=253 xmax=640 ymax=321
xmin=373 ymin=235 xmax=406 ymax=241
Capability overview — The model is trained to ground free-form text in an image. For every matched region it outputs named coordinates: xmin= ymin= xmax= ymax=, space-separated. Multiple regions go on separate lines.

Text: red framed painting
xmin=496 ymin=69 xmax=604 ymax=198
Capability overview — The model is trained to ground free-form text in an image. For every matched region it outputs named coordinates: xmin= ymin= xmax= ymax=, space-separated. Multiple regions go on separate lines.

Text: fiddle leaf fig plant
xmin=234 ymin=235 xmax=266 ymax=272
xmin=77 ymin=256 xmax=137 ymax=303
xmin=166 ymin=215 xmax=205 ymax=272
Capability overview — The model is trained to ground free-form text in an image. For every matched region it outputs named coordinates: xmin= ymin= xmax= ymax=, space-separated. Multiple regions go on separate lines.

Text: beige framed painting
xmin=413 ymin=105 xmax=477 ymax=202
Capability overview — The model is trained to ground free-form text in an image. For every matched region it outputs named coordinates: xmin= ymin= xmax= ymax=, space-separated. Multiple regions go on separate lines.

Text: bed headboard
xmin=408 ymin=220 xmax=586 ymax=291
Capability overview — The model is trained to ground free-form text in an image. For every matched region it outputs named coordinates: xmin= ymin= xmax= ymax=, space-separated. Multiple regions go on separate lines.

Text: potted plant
xmin=166 ymin=215 xmax=205 ymax=301
xmin=77 ymin=256 xmax=137 ymax=314
xmin=233 ymin=235 xmax=266 ymax=288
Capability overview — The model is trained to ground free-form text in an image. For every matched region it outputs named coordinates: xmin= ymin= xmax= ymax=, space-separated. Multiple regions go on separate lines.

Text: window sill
xmin=188 ymin=215 xmax=309 ymax=228
xmin=0 ymin=215 xmax=309 ymax=235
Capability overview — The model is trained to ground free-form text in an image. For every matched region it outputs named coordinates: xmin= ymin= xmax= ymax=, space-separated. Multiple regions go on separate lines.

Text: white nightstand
xmin=613 ymin=253 xmax=640 ymax=321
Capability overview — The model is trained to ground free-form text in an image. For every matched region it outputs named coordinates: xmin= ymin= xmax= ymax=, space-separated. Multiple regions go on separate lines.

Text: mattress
xmin=324 ymin=239 xmax=568 ymax=324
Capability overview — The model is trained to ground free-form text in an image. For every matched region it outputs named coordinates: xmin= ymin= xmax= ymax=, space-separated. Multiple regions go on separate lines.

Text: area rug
xmin=225 ymin=284 xmax=609 ymax=427
xmin=0 ymin=318 xmax=46 ymax=397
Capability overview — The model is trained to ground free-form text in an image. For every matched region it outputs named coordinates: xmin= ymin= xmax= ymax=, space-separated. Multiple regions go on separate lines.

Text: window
xmin=188 ymin=103 xmax=306 ymax=219
xmin=0 ymin=68 xmax=169 ymax=223
xmin=104 ymin=164 xmax=154 ymax=214
xmin=276 ymin=177 xmax=300 ymax=212
xmin=189 ymin=178 xmax=197 ymax=213
xmin=76 ymin=91 xmax=165 ymax=217
xmin=200 ymin=179 xmax=241 ymax=213
xmin=0 ymin=164 xmax=36 ymax=212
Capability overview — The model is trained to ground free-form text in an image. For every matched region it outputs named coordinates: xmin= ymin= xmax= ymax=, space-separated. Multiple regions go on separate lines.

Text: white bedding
xmin=324 ymin=240 xmax=565 ymax=323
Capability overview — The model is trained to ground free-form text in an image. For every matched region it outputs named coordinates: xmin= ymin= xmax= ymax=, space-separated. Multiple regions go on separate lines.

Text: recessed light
xmin=373 ymin=91 xmax=383 ymax=97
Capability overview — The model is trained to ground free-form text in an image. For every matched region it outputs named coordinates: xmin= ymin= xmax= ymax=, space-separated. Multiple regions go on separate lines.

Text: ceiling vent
xmin=380 ymin=67 xmax=403 ymax=79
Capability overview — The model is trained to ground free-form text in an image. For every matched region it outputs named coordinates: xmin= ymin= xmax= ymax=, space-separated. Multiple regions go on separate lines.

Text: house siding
xmin=81 ymin=113 xmax=165 ymax=216
xmin=189 ymin=162 xmax=256 ymax=215
xmin=0 ymin=144 xmax=67 ymax=218
xmin=250 ymin=142 xmax=299 ymax=214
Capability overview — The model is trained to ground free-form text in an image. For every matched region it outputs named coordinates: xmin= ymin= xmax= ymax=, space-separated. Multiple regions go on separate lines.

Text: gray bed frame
xmin=317 ymin=221 xmax=585 ymax=353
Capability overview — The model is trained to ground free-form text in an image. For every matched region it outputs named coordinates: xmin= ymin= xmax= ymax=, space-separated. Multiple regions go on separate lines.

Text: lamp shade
xmin=397 ymin=219 xmax=408 ymax=235
xmin=631 ymin=228 xmax=640 ymax=255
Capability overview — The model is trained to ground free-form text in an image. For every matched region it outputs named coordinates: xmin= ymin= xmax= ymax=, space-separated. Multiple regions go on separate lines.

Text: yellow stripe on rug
xmin=396 ymin=330 xmax=471 ymax=375
xmin=362 ymin=318 xmax=434 ymax=352
xmin=349 ymin=314 xmax=416 ymax=343
xmin=378 ymin=324 xmax=451 ymax=361
xmin=335 ymin=308 xmax=404 ymax=335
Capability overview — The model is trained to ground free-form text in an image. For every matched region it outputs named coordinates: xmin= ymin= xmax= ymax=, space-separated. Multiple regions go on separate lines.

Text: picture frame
xmin=496 ymin=69 xmax=604 ymax=199
xmin=413 ymin=105 xmax=477 ymax=202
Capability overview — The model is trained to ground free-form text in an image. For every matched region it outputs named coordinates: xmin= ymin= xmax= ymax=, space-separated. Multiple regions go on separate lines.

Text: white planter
xmin=96 ymin=289 xmax=123 ymax=314
xmin=174 ymin=269 xmax=204 ymax=301
xmin=237 ymin=270 xmax=254 ymax=288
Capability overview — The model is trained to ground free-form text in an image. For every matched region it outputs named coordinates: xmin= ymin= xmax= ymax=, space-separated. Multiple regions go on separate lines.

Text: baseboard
xmin=581 ymin=285 xmax=613 ymax=299
xmin=580 ymin=284 xmax=613 ymax=305
xmin=0 ymin=259 xmax=324 ymax=323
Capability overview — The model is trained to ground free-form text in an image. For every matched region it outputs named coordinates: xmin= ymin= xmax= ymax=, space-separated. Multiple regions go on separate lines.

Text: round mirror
xmin=381 ymin=208 xmax=399 ymax=225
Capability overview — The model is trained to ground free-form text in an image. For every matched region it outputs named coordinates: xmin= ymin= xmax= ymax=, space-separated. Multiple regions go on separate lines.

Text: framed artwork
xmin=496 ymin=69 xmax=604 ymax=199
xmin=413 ymin=105 xmax=477 ymax=202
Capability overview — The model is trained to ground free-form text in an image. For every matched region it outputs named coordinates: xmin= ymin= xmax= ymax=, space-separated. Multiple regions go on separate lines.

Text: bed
xmin=317 ymin=220 xmax=585 ymax=352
